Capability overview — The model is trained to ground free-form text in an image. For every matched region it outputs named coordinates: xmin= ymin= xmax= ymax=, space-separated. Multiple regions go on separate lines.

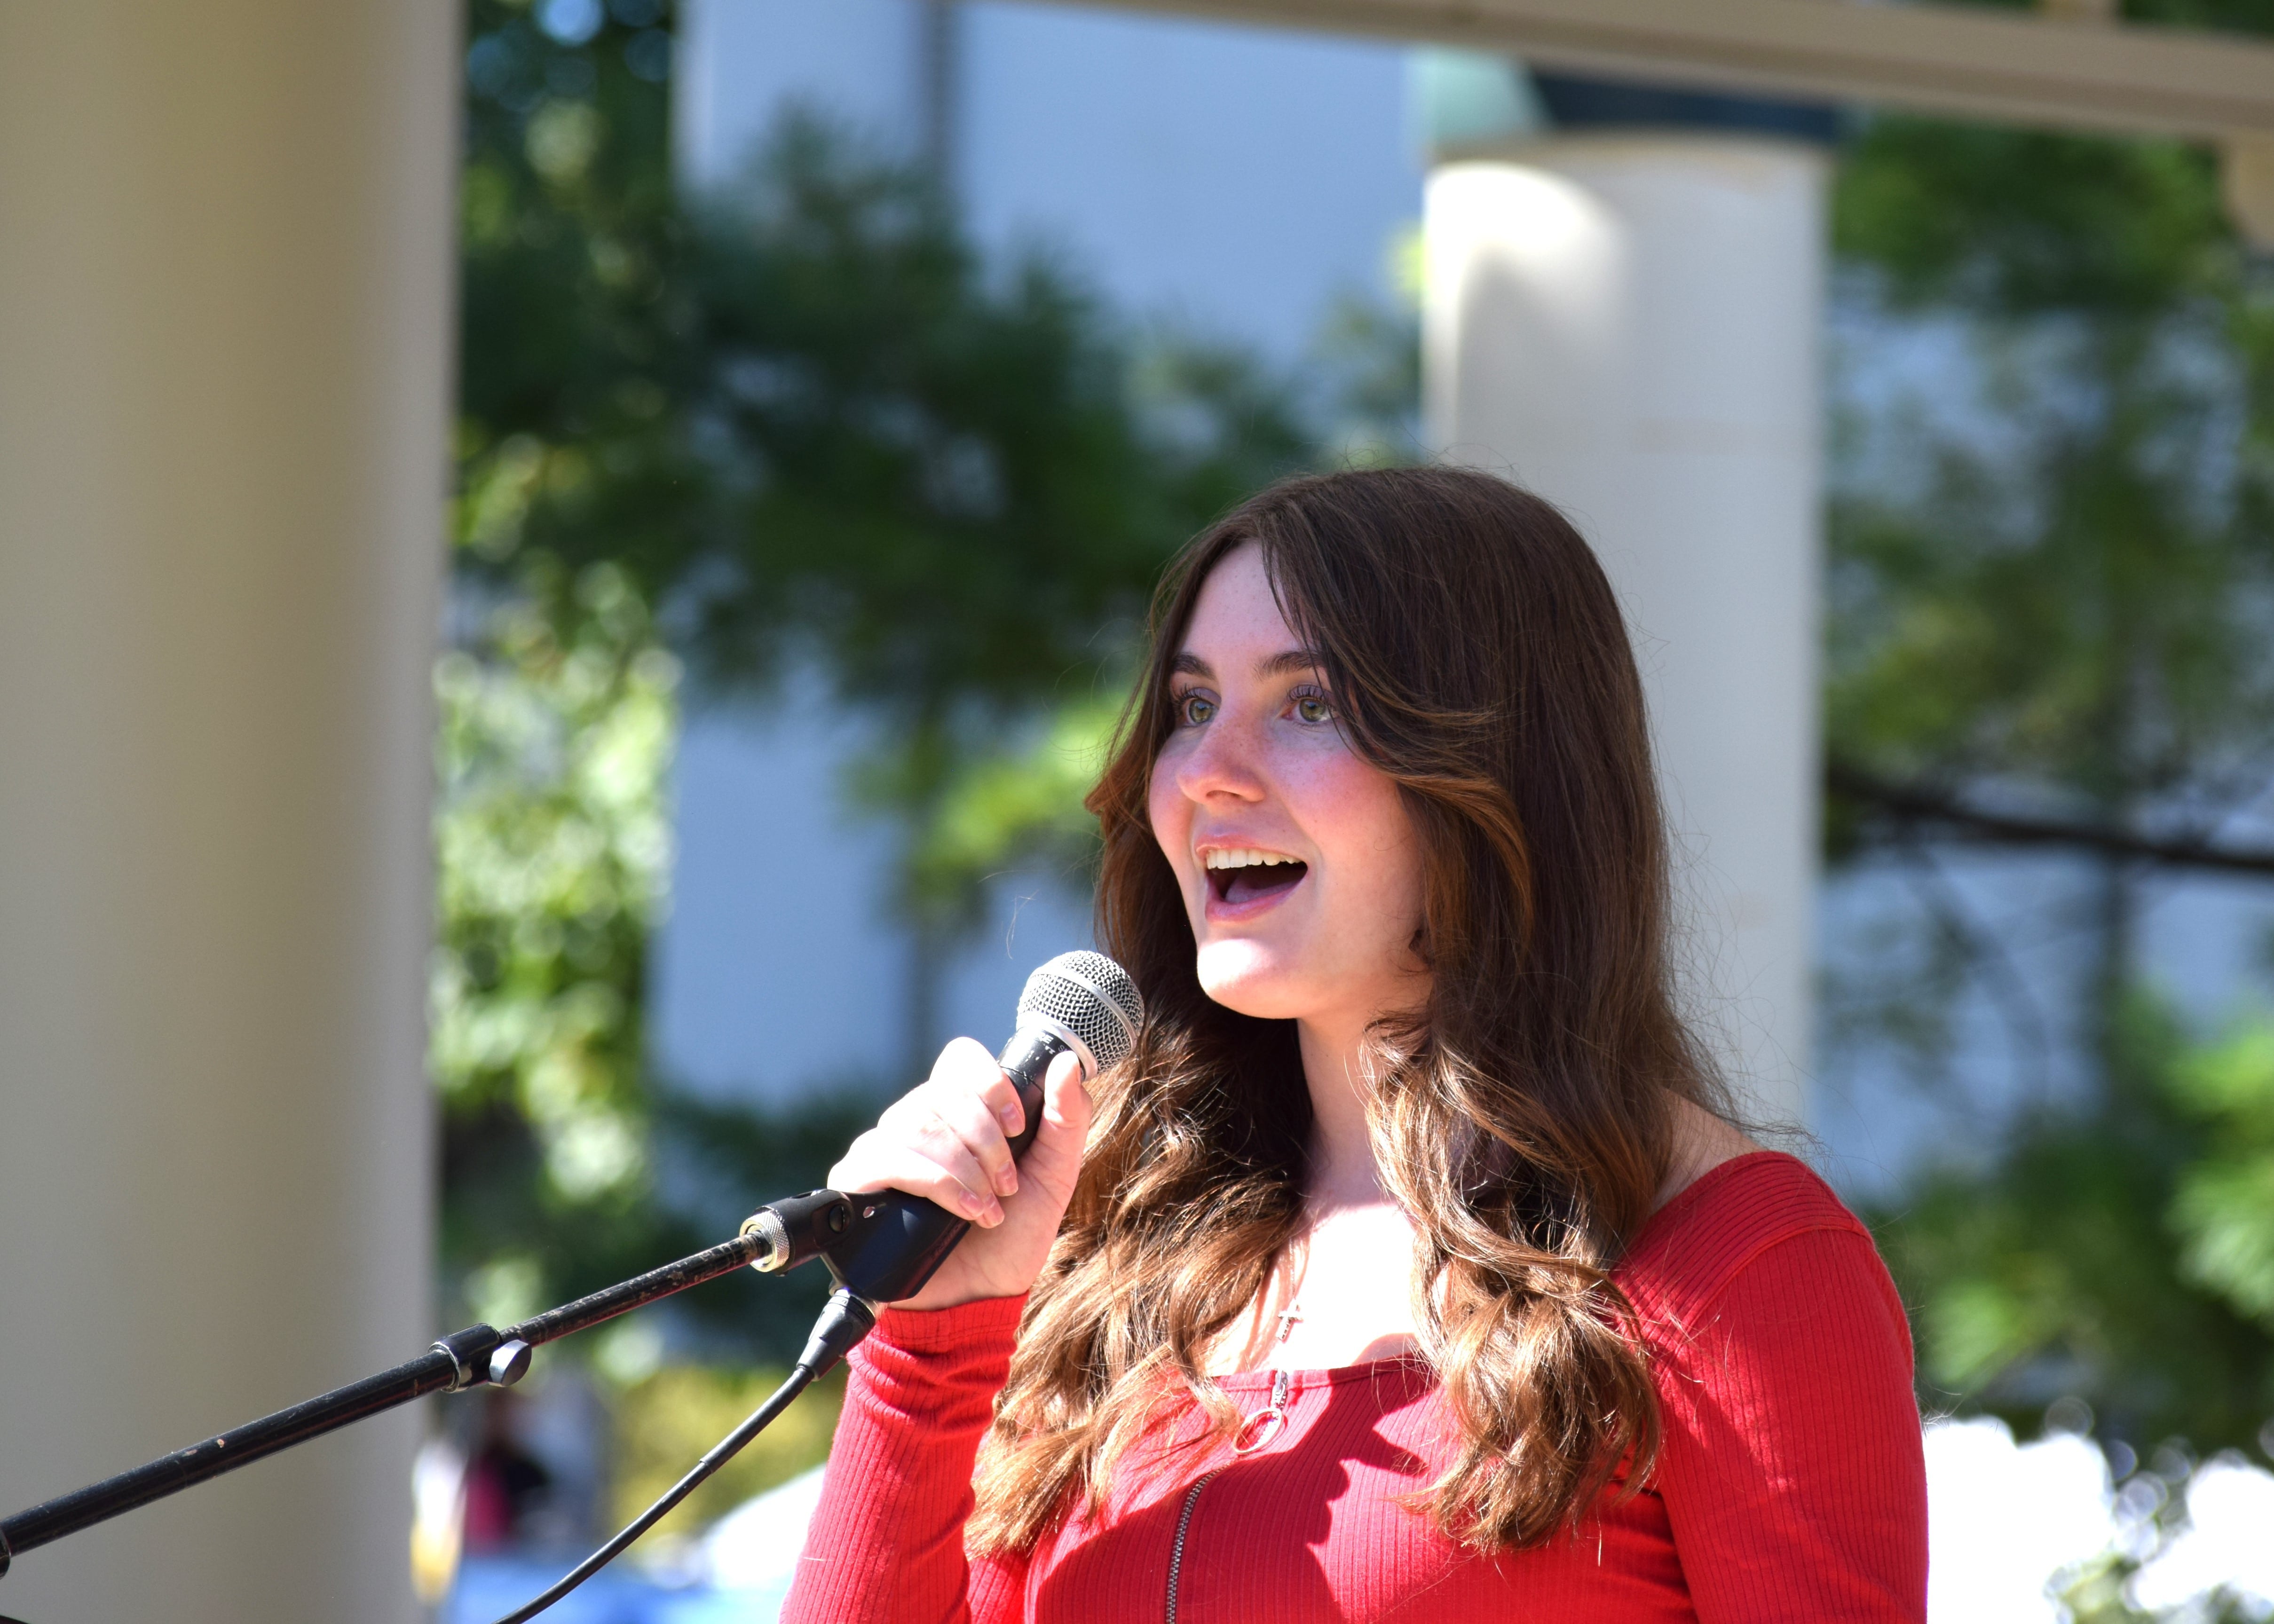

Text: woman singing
xmin=783 ymin=467 xmax=1928 ymax=1623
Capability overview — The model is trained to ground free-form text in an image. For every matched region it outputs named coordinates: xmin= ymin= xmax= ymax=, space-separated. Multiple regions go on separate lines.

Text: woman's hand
xmin=826 ymin=1037 xmax=1092 ymax=1311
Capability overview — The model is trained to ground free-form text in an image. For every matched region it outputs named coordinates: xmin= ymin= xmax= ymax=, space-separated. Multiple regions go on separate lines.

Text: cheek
xmin=1375 ymin=814 xmax=1429 ymax=940
xmin=1307 ymin=760 xmax=1425 ymax=927
xmin=1146 ymin=763 xmax=1195 ymax=884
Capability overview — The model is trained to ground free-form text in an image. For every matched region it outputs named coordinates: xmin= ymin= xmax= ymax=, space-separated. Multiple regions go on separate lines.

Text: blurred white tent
xmin=702 ymin=1465 xmax=828 ymax=1598
xmin=1924 ymin=1415 xmax=2274 ymax=1623
xmin=1925 ymin=1417 xmax=2117 ymax=1623
xmin=2128 ymin=1455 xmax=2274 ymax=1616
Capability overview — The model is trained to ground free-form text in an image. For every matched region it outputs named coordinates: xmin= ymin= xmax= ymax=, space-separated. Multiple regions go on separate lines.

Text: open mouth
xmin=1203 ymin=848 xmax=1309 ymax=907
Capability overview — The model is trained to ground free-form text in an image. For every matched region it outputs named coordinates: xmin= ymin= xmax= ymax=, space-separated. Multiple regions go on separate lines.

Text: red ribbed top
xmin=782 ymin=1152 xmax=1927 ymax=1623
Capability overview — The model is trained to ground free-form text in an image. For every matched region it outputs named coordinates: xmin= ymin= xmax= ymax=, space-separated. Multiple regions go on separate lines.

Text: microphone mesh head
xmin=1017 ymin=951 xmax=1144 ymax=1072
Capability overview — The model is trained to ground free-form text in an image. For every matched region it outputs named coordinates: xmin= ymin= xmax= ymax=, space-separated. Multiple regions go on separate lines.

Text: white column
xmin=1424 ymin=136 xmax=1826 ymax=1129
xmin=0 ymin=3 xmax=455 ymax=1620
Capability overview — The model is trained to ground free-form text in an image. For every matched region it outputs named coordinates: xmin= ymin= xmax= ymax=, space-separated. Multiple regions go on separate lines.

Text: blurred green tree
xmin=431 ymin=562 xmax=675 ymax=1305
xmin=1825 ymin=80 xmax=2274 ymax=1468
xmin=1872 ymin=997 xmax=2274 ymax=1451
xmin=440 ymin=0 xmax=1316 ymax=1374
xmin=2168 ymin=1020 xmax=2274 ymax=1328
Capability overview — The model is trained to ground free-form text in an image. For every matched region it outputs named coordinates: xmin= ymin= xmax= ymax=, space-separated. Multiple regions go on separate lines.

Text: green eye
xmin=1294 ymin=694 xmax=1333 ymax=725
xmin=1177 ymin=691 xmax=1216 ymax=726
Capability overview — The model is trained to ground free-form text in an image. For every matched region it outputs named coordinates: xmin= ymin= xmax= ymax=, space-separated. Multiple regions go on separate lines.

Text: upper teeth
xmin=1204 ymin=848 xmax=1297 ymax=870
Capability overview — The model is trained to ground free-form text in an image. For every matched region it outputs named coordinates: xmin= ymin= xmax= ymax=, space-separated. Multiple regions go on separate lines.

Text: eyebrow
xmin=1170 ymin=648 xmax=1324 ymax=681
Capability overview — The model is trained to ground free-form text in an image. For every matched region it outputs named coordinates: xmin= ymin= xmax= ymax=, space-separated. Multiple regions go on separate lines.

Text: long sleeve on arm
xmin=782 ymin=1294 xmax=1032 ymax=1624
xmin=779 ymin=1155 xmax=1925 ymax=1624
xmin=1645 ymin=1222 xmax=1928 ymax=1623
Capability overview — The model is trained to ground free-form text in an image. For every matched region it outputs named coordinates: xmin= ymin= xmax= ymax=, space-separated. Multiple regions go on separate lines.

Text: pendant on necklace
xmin=1232 ymin=1301 xmax=1304 ymax=1457
xmin=1232 ymin=1368 xmax=1294 ymax=1456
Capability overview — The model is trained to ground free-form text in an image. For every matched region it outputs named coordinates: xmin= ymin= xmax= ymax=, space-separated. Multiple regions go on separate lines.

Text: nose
xmin=1170 ymin=706 xmax=1266 ymax=805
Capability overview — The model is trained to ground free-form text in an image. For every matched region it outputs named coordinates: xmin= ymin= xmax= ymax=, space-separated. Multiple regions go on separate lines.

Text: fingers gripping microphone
xmin=741 ymin=950 xmax=1143 ymax=1308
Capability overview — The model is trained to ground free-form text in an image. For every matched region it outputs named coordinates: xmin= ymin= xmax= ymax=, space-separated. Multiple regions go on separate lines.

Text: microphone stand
xmin=0 ymin=956 xmax=1133 ymax=1619
xmin=0 ymin=1222 xmax=782 ymax=1579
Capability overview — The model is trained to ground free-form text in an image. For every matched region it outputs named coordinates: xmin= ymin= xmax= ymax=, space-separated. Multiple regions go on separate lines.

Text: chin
xmin=1193 ymin=938 xmax=1311 ymax=1020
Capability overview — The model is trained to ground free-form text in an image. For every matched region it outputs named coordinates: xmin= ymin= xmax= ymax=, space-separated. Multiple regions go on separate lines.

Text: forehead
xmin=1181 ymin=544 xmax=1296 ymax=655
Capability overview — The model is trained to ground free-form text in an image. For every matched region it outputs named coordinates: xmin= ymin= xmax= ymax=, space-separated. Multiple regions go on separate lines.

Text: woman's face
xmin=1148 ymin=543 xmax=1429 ymax=1032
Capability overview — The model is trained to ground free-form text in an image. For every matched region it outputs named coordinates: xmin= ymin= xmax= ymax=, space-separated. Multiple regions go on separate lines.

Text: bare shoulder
xmin=1652 ymin=1095 xmax=1765 ymax=1214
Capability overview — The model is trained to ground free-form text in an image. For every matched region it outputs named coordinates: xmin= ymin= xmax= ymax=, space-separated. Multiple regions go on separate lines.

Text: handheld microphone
xmin=739 ymin=949 xmax=1144 ymax=1306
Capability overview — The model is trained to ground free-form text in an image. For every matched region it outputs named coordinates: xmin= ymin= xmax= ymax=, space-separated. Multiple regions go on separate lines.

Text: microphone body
xmin=739 ymin=951 xmax=1142 ymax=1307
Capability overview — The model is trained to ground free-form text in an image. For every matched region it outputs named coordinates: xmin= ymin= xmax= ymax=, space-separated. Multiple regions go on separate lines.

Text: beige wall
xmin=0 ymin=2 xmax=458 ymax=1618
xmin=1426 ymin=136 xmax=1826 ymax=1131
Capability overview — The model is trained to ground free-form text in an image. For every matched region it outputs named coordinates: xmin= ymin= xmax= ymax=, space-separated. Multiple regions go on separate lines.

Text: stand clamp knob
xmin=432 ymin=1324 xmax=506 ymax=1392
xmin=489 ymin=1339 xmax=534 ymax=1387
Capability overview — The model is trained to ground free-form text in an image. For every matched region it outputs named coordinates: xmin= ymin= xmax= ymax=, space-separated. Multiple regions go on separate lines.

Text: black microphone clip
xmin=739 ymin=1189 xmax=857 ymax=1276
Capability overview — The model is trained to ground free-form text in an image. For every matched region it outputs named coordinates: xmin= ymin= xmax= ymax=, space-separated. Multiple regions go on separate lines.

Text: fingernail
xmin=960 ymin=1187 xmax=989 ymax=1218
xmin=995 ymin=1167 xmax=1019 ymax=1197
xmin=984 ymin=1200 xmax=1004 ymax=1226
xmin=1000 ymin=1104 xmax=1022 ymax=1133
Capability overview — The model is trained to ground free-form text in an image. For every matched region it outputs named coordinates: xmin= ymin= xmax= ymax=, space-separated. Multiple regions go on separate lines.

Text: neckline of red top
xmin=1202 ymin=1148 xmax=1804 ymax=1393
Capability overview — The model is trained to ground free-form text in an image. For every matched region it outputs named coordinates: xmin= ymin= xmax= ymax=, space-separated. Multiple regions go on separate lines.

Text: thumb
xmin=1025 ymin=1048 xmax=1092 ymax=1192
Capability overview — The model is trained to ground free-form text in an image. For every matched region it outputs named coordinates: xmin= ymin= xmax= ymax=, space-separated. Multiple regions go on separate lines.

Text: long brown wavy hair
xmin=968 ymin=465 xmax=1728 ymax=1554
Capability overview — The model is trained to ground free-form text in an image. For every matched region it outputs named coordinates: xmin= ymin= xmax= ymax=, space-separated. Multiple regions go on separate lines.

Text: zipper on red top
xmin=1164 ymin=1367 xmax=1293 ymax=1624
xmin=1164 ymin=1466 xmax=1217 ymax=1624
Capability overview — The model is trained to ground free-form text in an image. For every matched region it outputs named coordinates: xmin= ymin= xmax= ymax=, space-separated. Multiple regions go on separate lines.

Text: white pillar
xmin=1424 ymin=136 xmax=1826 ymax=1129
xmin=0 ymin=3 xmax=456 ymax=1619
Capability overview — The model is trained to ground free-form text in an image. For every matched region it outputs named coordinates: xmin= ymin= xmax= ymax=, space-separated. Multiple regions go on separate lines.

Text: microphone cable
xmin=487 ymin=1288 xmax=876 ymax=1624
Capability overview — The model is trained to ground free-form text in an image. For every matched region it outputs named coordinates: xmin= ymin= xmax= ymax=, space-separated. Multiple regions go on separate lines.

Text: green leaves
xmin=461 ymin=80 xmax=1311 ymax=727
xmin=1828 ymin=108 xmax=2274 ymax=816
xmin=628 ymin=115 xmax=1309 ymax=719
xmin=2169 ymin=1022 xmax=2274 ymax=1326
xmin=884 ymin=686 xmax=1130 ymax=928
xmin=1871 ymin=998 xmax=2274 ymax=1452
xmin=435 ymin=3 xmax=1329 ymax=1346
xmin=1835 ymin=119 xmax=2231 ymax=316
xmin=1826 ymin=336 xmax=2274 ymax=815
xmin=431 ymin=565 xmax=676 ymax=1207
xmin=1832 ymin=91 xmax=2274 ymax=1465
